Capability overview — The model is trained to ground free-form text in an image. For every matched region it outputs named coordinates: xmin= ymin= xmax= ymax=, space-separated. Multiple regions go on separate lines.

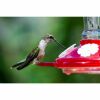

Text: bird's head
xmin=43 ymin=34 xmax=55 ymax=43
xmin=43 ymin=34 xmax=66 ymax=49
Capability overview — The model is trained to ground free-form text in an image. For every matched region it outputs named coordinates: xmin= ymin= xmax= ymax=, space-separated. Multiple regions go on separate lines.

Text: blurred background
xmin=1 ymin=17 xmax=100 ymax=83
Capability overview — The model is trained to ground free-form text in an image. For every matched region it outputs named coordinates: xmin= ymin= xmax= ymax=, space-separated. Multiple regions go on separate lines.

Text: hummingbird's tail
xmin=12 ymin=61 xmax=25 ymax=68
xmin=12 ymin=61 xmax=29 ymax=70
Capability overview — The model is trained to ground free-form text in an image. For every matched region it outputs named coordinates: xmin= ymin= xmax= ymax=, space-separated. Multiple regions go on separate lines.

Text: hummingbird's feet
xmin=33 ymin=58 xmax=40 ymax=64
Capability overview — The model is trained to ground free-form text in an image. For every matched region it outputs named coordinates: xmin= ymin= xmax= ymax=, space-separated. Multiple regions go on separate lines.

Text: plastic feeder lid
xmin=55 ymin=39 xmax=100 ymax=75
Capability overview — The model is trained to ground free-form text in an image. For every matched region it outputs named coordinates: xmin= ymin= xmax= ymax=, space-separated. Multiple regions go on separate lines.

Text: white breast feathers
xmin=38 ymin=39 xmax=47 ymax=51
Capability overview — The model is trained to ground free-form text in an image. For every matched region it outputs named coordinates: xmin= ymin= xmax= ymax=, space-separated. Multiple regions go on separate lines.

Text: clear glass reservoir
xmin=82 ymin=17 xmax=100 ymax=39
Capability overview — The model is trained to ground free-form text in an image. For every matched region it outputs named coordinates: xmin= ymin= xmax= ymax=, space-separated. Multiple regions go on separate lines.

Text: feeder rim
xmin=80 ymin=39 xmax=100 ymax=45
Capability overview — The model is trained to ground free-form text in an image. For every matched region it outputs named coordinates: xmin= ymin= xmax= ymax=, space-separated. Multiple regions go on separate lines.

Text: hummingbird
xmin=12 ymin=34 xmax=65 ymax=70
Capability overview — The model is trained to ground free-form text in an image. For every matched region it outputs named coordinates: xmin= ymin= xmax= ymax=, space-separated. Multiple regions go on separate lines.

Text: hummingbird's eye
xmin=49 ymin=36 xmax=54 ymax=39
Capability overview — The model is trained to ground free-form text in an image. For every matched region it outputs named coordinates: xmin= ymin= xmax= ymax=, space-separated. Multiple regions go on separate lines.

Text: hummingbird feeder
xmin=37 ymin=17 xmax=100 ymax=75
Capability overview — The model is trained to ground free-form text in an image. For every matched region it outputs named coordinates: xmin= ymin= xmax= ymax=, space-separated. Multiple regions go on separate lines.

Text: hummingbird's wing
xmin=16 ymin=47 xmax=39 ymax=70
xmin=26 ymin=48 xmax=38 ymax=60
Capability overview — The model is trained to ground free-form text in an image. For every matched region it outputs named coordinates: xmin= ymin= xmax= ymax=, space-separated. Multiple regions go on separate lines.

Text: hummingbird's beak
xmin=53 ymin=39 xmax=66 ymax=49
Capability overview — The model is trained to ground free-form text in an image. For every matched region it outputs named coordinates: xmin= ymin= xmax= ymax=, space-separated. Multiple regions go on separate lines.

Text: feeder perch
xmin=37 ymin=17 xmax=100 ymax=75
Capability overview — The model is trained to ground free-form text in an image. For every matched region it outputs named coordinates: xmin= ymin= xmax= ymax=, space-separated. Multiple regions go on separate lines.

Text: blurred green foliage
xmin=0 ymin=17 xmax=100 ymax=83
